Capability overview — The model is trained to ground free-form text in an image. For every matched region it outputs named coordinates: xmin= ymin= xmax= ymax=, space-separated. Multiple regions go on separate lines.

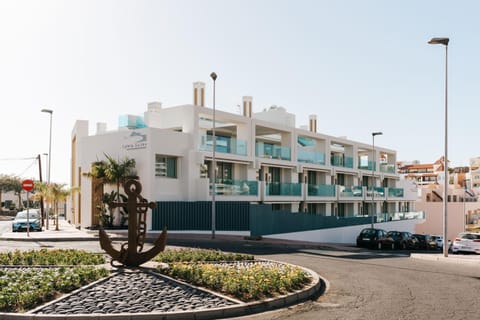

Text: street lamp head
xmin=428 ymin=37 xmax=449 ymax=46
xmin=41 ymin=109 xmax=53 ymax=114
xmin=210 ymin=72 xmax=217 ymax=81
xmin=372 ymin=132 xmax=383 ymax=137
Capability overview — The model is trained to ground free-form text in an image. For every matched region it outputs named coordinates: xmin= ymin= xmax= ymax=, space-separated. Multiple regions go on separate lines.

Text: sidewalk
xmin=1 ymin=219 xmax=98 ymax=241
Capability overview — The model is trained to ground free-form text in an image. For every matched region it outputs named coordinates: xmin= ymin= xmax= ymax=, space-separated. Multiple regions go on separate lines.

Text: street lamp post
xmin=428 ymin=37 xmax=449 ymax=257
xmin=371 ymin=132 xmax=383 ymax=229
xmin=464 ymin=179 xmax=470 ymax=232
xmin=210 ymin=72 xmax=217 ymax=239
xmin=41 ymin=109 xmax=53 ymax=230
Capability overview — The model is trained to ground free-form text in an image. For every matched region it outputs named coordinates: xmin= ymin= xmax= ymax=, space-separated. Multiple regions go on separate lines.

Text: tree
xmin=0 ymin=174 xmax=18 ymax=210
xmin=83 ymin=154 xmax=137 ymax=227
xmin=33 ymin=182 xmax=78 ymax=231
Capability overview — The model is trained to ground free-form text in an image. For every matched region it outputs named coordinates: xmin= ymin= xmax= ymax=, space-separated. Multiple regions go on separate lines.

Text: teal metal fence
xmin=151 ymin=201 xmax=250 ymax=231
xmin=250 ymin=207 xmax=370 ymax=236
xmin=151 ymin=201 xmax=422 ymax=236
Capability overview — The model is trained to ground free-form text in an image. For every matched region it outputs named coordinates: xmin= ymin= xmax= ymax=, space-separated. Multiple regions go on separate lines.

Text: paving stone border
xmin=0 ymin=260 xmax=326 ymax=320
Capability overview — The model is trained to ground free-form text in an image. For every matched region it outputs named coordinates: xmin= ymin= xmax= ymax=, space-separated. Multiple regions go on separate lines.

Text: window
xmin=155 ymin=155 xmax=177 ymax=178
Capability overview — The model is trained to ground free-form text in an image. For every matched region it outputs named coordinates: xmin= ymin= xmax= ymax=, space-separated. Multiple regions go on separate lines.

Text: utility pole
xmin=37 ymin=154 xmax=45 ymax=229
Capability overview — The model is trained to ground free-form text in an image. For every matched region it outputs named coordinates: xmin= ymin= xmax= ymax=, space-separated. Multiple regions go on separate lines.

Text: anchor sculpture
xmin=99 ymin=179 xmax=167 ymax=267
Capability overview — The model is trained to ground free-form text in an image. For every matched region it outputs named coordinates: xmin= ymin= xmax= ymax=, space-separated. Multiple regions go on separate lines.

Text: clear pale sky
xmin=1 ymin=0 xmax=479 ymax=184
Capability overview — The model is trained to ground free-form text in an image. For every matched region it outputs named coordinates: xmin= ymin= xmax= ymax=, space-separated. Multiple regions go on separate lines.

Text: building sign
xmin=122 ymin=131 xmax=147 ymax=150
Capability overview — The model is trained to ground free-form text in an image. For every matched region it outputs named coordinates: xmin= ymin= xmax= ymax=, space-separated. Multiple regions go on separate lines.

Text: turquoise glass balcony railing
xmin=339 ymin=185 xmax=363 ymax=198
xmin=331 ymin=155 xmax=354 ymax=168
xmin=298 ymin=149 xmax=326 ymax=165
xmin=266 ymin=182 xmax=302 ymax=196
xmin=358 ymin=160 xmax=375 ymax=171
xmin=388 ymin=187 xmax=404 ymax=198
xmin=210 ymin=180 xmax=258 ymax=196
xmin=380 ymin=164 xmax=396 ymax=173
xmin=256 ymin=143 xmax=291 ymax=160
xmin=308 ymin=184 xmax=335 ymax=196
xmin=200 ymin=135 xmax=247 ymax=156
xmin=366 ymin=187 xmax=385 ymax=197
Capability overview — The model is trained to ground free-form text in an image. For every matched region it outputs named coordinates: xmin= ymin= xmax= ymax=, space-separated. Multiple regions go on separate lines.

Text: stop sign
xmin=22 ymin=179 xmax=34 ymax=192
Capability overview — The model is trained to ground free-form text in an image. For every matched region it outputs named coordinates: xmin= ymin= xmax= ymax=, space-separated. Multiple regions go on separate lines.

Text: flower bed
xmin=155 ymin=249 xmax=311 ymax=301
xmin=0 ymin=249 xmax=109 ymax=313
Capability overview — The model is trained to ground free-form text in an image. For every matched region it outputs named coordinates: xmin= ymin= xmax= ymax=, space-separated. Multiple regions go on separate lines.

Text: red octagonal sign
xmin=22 ymin=179 xmax=34 ymax=192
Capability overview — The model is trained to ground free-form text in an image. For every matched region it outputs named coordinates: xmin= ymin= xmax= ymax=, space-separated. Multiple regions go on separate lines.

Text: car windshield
xmin=15 ymin=211 xmax=40 ymax=219
xmin=460 ymin=233 xmax=480 ymax=240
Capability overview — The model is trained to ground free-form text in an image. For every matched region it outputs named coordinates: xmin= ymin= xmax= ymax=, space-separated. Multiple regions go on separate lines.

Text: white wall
xmin=264 ymin=220 xmax=421 ymax=244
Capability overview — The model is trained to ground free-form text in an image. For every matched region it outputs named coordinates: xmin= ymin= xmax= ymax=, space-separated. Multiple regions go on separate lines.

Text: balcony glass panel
xmin=366 ymin=187 xmax=385 ymax=197
xmin=308 ymin=184 xmax=335 ymax=196
xmin=199 ymin=135 xmax=247 ymax=156
xmin=380 ymin=164 xmax=396 ymax=173
xmin=331 ymin=155 xmax=353 ymax=168
xmin=210 ymin=180 xmax=258 ymax=196
xmin=266 ymin=182 xmax=301 ymax=196
xmin=339 ymin=185 xmax=363 ymax=198
xmin=388 ymin=187 xmax=404 ymax=197
xmin=298 ymin=150 xmax=326 ymax=165
xmin=358 ymin=160 xmax=374 ymax=170
xmin=256 ymin=143 xmax=291 ymax=160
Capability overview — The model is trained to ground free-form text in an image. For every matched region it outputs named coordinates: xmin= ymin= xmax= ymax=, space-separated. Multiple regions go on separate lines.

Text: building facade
xmin=70 ymin=81 xmax=417 ymax=233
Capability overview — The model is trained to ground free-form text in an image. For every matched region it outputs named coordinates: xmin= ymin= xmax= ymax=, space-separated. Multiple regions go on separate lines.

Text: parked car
xmin=451 ymin=232 xmax=480 ymax=254
xmin=11 ymin=209 xmax=42 ymax=232
xmin=356 ymin=228 xmax=388 ymax=249
xmin=412 ymin=234 xmax=437 ymax=250
xmin=382 ymin=231 xmax=419 ymax=250
xmin=435 ymin=236 xmax=452 ymax=250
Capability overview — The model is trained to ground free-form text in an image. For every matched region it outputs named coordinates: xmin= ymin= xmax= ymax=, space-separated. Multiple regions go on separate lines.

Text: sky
xmin=0 ymin=0 xmax=479 ymax=184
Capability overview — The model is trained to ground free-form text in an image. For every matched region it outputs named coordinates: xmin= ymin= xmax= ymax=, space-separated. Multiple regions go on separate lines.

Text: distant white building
xmin=69 ymin=81 xmax=417 ymax=233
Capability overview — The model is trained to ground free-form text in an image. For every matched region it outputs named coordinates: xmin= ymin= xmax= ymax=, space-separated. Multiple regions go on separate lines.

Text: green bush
xmin=0 ymin=266 xmax=109 ymax=312
xmin=0 ymin=249 xmax=106 ymax=266
xmin=153 ymin=248 xmax=253 ymax=263
xmin=155 ymin=249 xmax=310 ymax=301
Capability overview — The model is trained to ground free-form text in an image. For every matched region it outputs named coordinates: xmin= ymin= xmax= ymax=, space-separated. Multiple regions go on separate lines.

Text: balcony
xmin=331 ymin=155 xmax=354 ymax=168
xmin=358 ymin=160 xmax=375 ymax=171
xmin=339 ymin=185 xmax=363 ymax=198
xmin=266 ymin=182 xmax=301 ymax=196
xmin=387 ymin=187 xmax=404 ymax=198
xmin=380 ymin=164 xmax=396 ymax=174
xmin=199 ymin=135 xmax=247 ymax=156
xmin=366 ymin=187 xmax=386 ymax=199
xmin=256 ymin=143 xmax=291 ymax=160
xmin=210 ymin=180 xmax=258 ymax=196
xmin=298 ymin=149 xmax=326 ymax=165
xmin=308 ymin=184 xmax=335 ymax=197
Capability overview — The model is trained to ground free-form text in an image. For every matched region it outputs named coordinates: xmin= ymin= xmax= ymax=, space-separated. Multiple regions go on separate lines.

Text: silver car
xmin=451 ymin=232 xmax=480 ymax=254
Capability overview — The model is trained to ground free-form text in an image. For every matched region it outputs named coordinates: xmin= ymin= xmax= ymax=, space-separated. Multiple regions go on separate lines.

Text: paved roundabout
xmin=0 ymin=259 xmax=325 ymax=319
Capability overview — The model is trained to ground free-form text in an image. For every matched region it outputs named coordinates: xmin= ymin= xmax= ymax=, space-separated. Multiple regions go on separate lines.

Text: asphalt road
xmin=0 ymin=226 xmax=479 ymax=320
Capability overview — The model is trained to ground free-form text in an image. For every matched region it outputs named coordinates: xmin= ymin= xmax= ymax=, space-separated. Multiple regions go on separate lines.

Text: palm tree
xmin=34 ymin=182 xmax=77 ymax=231
xmin=103 ymin=154 xmax=137 ymax=203
xmin=83 ymin=154 xmax=136 ymax=227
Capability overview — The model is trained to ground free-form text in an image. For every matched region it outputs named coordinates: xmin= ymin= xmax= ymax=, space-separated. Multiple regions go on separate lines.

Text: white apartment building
xmin=70 ymin=81 xmax=416 ymax=232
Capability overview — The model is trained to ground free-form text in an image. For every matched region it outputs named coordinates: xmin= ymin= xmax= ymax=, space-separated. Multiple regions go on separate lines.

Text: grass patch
xmin=156 ymin=249 xmax=310 ymax=301
xmin=0 ymin=249 xmax=109 ymax=313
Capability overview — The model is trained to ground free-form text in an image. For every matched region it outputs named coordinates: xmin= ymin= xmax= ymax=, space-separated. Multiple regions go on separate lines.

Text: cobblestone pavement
xmin=33 ymin=269 xmax=238 ymax=315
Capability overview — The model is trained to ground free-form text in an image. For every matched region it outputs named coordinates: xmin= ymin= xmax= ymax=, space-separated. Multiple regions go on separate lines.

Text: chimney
xmin=309 ymin=115 xmax=317 ymax=133
xmin=147 ymin=101 xmax=162 ymax=112
xmin=242 ymin=96 xmax=252 ymax=117
xmin=96 ymin=122 xmax=107 ymax=134
xmin=193 ymin=82 xmax=205 ymax=106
